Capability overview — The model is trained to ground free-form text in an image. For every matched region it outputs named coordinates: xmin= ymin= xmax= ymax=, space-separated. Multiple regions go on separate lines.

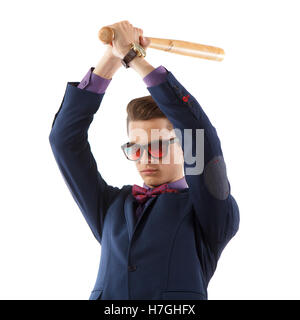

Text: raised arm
xmin=130 ymin=57 xmax=240 ymax=258
xmin=48 ymin=48 xmax=125 ymax=244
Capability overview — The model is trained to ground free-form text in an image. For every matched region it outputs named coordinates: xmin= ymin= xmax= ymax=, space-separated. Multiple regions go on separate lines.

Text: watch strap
xmin=121 ymin=48 xmax=137 ymax=68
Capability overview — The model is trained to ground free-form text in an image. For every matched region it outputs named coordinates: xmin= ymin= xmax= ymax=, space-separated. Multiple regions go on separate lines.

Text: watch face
xmin=133 ymin=43 xmax=146 ymax=57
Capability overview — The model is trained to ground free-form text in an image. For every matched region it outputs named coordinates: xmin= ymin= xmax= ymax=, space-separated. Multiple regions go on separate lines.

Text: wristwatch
xmin=121 ymin=42 xmax=146 ymax=68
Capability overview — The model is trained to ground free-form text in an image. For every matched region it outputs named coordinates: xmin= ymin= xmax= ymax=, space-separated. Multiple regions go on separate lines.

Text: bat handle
xmin=98 ymin=27 xmax=115 ymax=45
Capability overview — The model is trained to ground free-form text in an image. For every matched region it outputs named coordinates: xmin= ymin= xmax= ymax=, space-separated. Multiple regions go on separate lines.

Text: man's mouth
xmin=141 ymin=169 xmax=158 ymax=173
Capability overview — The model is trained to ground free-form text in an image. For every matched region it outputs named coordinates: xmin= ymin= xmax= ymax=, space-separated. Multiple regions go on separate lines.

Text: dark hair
xmin=126 ymin=95 xmax=173 ymax=134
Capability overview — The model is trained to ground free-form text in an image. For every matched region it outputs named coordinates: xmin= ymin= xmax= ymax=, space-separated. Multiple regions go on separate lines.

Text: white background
xmin=0 ymin=0 xmax=299 ymax=300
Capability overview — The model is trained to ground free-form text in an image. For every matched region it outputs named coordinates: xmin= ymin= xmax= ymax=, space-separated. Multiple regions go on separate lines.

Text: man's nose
xmin=139 ymin=148 xmax=160 ymax=164
xmin=140 ymin=148 xmax=151 ymax=164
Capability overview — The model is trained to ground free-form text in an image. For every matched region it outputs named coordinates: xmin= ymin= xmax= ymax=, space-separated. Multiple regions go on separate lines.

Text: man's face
xmin=127 ymin=118 xmax=184 ymax=188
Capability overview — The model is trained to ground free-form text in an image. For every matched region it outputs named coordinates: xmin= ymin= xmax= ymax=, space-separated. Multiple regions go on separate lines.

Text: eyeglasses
xmin=121 ymin=137 xmax=179 ymax=161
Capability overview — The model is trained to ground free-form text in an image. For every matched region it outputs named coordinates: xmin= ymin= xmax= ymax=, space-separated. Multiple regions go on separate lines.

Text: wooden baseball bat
xmin=98 ymin=26 xmax=225 ymax=62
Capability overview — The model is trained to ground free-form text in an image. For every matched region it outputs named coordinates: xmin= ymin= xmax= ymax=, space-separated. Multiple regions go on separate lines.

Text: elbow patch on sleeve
xmin=203 ymin=155 xmax=230 ymax=200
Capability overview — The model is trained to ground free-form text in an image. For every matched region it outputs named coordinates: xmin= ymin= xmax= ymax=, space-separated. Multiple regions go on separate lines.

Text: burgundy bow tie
xmin=132 ymin=183 xmax=179 ymax=204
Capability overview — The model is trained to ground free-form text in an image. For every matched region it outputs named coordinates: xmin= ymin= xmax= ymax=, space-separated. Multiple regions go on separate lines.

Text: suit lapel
xmin=124 ymin=193 xmax=136 ymax=241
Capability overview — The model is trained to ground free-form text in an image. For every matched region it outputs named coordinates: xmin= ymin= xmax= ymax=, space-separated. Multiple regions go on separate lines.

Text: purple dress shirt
xmin=77 ymin=65 xmax=168 ymax=93
xmin=77 ymin=64 xmax=188 ymax=221
xmin=143 ymin=176 xmax=188 ymax=190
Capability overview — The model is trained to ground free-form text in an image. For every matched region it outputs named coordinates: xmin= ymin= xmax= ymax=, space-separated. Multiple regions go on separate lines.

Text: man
xmin=49 ymin=20 xmax=240 ymax=300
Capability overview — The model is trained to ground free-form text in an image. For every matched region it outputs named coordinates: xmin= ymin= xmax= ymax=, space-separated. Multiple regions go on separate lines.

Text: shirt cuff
xmin=143 ymin=65 xmax=168 ymax=88
xmin=77 ymin=67 xmax=112 ymax=94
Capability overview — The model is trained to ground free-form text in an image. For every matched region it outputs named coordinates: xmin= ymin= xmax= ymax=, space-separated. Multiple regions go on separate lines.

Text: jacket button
xmin=128 ymin=265 xmax=137 ymax=272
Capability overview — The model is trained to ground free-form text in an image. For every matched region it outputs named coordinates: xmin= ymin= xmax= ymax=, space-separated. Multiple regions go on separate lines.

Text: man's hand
xmin=95 ymin=20 xmax=153 ymax=79
xmin=139 ymin=34 xmax=151 ymax=51
xmin=106 ymin=20 xmax=151 ymax=59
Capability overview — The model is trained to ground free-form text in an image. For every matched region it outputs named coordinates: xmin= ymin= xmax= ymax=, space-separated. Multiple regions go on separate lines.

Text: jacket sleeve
xmin=146 ymin=68 xmax=240 ymax=258
xmin=49 ymin=81 xmax=124 ymax=244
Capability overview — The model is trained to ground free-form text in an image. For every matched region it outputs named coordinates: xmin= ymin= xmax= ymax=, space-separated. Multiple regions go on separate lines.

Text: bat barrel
xmin=148 ymin=37 xmax=225 ymax=61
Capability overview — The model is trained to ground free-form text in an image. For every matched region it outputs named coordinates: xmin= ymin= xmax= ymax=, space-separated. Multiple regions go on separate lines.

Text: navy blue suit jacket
xmin=49 ymin=67 xmax=240 ymax=300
